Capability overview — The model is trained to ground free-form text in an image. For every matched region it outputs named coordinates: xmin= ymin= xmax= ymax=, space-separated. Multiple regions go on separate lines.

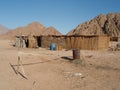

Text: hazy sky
xmin=0 ymin=0 xmax=120 ymax=34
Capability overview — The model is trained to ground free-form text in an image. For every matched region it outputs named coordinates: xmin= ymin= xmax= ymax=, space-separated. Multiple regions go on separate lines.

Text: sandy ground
xmin=0 ymin=40 xmax=120 ymax=90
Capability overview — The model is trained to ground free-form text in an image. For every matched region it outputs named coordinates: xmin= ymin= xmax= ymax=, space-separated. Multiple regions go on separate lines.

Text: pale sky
xmin=0 ymin=0 xmax=120 ymax=34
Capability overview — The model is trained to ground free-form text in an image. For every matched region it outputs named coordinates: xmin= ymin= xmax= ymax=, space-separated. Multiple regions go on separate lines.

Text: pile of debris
xmin=109 ymin=43 xmax=120 ymax=51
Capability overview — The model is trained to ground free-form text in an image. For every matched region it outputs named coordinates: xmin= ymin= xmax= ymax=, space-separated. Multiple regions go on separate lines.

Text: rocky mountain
xmin=0 ymin=22 xmax=62 ymax=40
xmin=0 ymin=25 xmax=9 ymax=34
xmin=42 ymin=26 xmax=62 ymax=35
xmin=67 ymin=13 xmax=120 ymax=37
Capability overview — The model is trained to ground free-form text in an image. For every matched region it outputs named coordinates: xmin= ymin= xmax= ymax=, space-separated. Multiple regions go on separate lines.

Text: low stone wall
xmin=41 ymin=36 xmax=66 ymax=49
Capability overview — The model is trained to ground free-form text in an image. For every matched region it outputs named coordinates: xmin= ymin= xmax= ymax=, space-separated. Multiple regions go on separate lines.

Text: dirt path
xmin=0 ymin=40 xmax=120 ymax=90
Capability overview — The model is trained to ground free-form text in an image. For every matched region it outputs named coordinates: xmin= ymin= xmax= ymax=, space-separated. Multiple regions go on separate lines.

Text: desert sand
xmin=0 ymin=40 xmax=120 ymax=90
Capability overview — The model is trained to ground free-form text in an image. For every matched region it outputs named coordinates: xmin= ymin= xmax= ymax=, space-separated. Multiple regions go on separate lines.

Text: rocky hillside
xmin=0 ymin=22 xmax=62 ymax=40
xmin=67 ymin=13 xmax=120 ymax=37
xmin=0 ymin=25 xmax=9 ymax=34
xmin=42 ymin=26 xmax=62 ymax=35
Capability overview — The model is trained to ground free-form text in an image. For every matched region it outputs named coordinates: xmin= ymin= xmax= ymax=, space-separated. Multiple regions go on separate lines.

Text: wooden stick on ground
xmin=30 ymin=81 xmax=36 ymax=90
xmin=19 ymin=59 xmax=27 ymax=78
xmin=16 ymin=56 xmax=20 ymax=74
xmin=16 ymin=52 xmax=27 ymax=79
xmin=9 ymin=63 xmax=18 ymax=74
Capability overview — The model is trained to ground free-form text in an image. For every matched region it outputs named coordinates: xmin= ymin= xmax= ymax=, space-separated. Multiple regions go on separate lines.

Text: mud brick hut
xmin=15 ymin=35 xmax=65 ymax=49
xmin=65 ymin=35 xmax=110 ymax=50
xmin=15 ymin=35 xmax=110 ymax=50
xmin=39 ymin=35 xmax=110 ymax=50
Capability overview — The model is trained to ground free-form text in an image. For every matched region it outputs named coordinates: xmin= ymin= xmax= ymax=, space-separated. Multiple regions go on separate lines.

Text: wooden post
xmin=16 ymin=56 xmax=20 ymax=74
xmin=17 ymin=51 xmax=27 ymax=79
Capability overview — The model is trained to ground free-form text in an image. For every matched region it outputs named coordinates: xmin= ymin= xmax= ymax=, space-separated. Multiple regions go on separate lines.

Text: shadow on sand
xmin=61 ymin=56 xmax=73 ymax=61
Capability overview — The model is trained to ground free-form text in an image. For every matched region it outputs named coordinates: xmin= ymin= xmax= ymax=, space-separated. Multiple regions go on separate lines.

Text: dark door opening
xmin=37 ymin=36 xmax=41 ymax=47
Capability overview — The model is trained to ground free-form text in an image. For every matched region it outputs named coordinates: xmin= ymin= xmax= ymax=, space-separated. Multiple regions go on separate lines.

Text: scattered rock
xmin=115 ymin=43 xmax=120 ymax=51
xmin=116 ymin=43 xmax=120 ymax=48
xmin=71 ymin=59 xmax=85 ymax=66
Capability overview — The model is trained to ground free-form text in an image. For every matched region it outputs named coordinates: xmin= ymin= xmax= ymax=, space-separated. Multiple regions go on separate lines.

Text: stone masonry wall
xmin=41 ymin=36 xmax=66 ymax=49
